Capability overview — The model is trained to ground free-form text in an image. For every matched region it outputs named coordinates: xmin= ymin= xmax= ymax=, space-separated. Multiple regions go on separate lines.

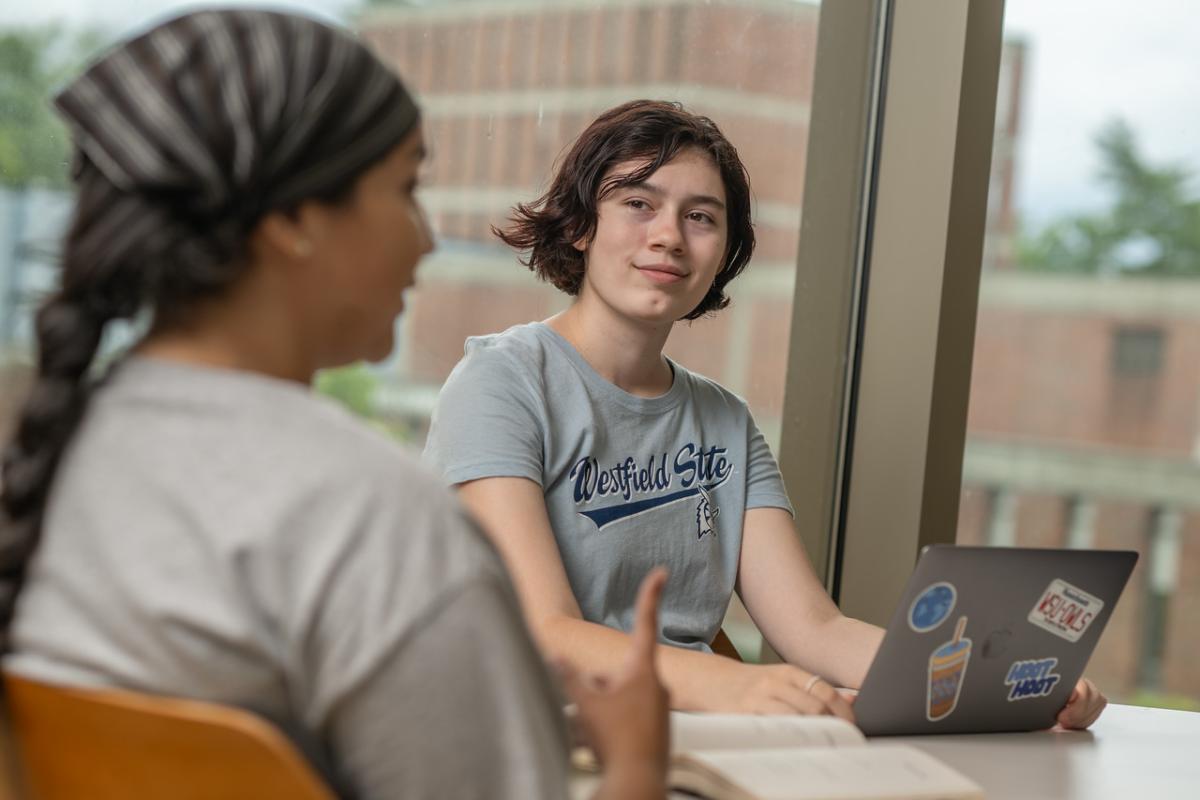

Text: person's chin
xmin=360 ymin=332 xmax=396 ymax=364
xmin=631 ymin=298 xmax=695 ymax=325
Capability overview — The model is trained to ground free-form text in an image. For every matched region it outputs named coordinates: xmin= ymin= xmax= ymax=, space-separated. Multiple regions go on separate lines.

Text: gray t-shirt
xmin=6 ymin=356 xmax=568 ymax=800
xmin=424 ymin=322 xmax=793 ymax=651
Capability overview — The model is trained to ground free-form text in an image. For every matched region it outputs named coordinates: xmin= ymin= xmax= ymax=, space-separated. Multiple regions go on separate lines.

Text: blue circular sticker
xmin=908 ymin=582 xmax=957 ymax=633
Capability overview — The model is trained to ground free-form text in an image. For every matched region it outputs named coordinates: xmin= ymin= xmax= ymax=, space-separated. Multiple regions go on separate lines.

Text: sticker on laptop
xmin=926 ymin=615 xmax=971 ymax=722
xmin=1004 ymin=657 xmax=1061 ymax=701
xmin=1028 ymin=578 xmax=1104 ymax=643
xmin=909 ymin=581 xmax=957 ymax=633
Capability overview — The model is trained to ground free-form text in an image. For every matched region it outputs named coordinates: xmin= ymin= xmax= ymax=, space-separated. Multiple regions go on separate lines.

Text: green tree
xmin=314 ymin=364 xmax=417 ymax=443
xmin=1018 ymin=119 xmax=1200 ymax=277
xmin=0 ymin=26 xmax=105 ymax=189
xmin=315 ymin=363 xmax=380 ymax=419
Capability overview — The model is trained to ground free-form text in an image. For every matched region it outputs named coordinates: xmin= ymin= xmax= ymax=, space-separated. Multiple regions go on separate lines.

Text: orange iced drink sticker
xmin=927 ymin=615 xmax=971 ymax=722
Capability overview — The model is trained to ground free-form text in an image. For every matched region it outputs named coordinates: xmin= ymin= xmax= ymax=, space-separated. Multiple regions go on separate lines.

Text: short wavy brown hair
xmin=494 ymin=100 xmax=755 ymax=320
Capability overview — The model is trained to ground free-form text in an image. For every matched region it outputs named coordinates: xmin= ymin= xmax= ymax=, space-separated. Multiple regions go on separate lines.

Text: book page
xmin=671 ymin=744 xmax=983 ymax=800
xmin=671 ymin=712 xmax=866 ymax=753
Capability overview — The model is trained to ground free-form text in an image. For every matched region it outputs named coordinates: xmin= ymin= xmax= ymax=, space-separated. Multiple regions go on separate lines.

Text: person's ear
xmin=256 ymin=209 xmax=317 ymax=261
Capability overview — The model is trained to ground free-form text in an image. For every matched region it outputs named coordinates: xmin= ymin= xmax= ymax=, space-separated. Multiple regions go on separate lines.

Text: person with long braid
xmin=0 ymin=10 xmax=668 ymax=799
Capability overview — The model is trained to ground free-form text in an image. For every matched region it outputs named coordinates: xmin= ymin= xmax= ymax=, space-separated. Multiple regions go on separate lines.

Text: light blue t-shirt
xmin=424 ymin=322 xmax=793 ymax=651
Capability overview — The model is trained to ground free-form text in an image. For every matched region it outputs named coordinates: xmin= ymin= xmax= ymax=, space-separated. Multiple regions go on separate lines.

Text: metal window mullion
xmin=776 ymin=0 xmax=889 ymax=599
xmin=834 ymin=0 xmax=1007 ymax=626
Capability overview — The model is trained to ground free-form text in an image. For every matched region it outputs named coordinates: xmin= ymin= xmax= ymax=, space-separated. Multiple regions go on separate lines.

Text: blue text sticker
xmin=909 ymin=582 xmax=957 ymax=633
xmin=1004 ymin=657 xmax=1061 ymax=701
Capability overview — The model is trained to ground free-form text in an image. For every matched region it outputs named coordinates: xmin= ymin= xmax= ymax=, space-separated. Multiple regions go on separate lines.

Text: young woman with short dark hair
xmin=425 ymin=99 xmax=1108 ymax=730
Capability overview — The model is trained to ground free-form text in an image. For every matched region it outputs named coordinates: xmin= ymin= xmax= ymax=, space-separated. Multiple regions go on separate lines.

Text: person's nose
xmin=647 ymin=211 xmax=684 ymax=254
xmin=412 ymin=200 xmax=436 ymax=255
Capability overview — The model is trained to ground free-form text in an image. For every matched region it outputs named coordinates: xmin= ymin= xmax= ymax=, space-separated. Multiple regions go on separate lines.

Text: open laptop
xmin=854 ymin=545 xmax=1137 ymax=736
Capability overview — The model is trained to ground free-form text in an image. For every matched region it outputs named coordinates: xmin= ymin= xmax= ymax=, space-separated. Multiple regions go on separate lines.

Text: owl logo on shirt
xmin=695 ymin=484 xmax=720 ymax=539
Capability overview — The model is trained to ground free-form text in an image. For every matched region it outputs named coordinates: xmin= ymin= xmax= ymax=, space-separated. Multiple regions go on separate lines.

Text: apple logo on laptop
xmin=982 ymin=628 xmax=1013 ymax=659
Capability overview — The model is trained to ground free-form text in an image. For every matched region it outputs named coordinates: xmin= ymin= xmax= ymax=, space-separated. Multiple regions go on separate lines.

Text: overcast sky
xmin=1004 ymin=0 xmax=1198 ymax=224
xmin=3 ymin=0 xmax=1196 ymax=227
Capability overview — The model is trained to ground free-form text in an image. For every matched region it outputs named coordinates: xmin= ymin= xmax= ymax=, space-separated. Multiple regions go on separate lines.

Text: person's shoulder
xmin=267 ymin=392 xmax=500 ymax=570
xmin=131 ymin=360 xmax=434 ymax=496
xmin=86 ymin=359 xmax=500 ymax=582
xmin=674 ymin=361 xmax=753 ymax=417
xmin=460 ymin=322 xmax=558 ymax=370
xmin=274 ymin=390 xmax=432 ymax=487
xmin=91 ymin=357 xmax=415 ymax=478
xmin=445 ymin=322 xmax=564 ymax=397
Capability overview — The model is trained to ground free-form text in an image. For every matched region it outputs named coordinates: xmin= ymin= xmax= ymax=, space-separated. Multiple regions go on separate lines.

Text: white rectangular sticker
xmin=1028 ymin=579 xmax=1104 ymax=642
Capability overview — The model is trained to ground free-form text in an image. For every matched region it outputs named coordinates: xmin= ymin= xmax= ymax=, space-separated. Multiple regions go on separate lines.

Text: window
xmin=1112 ymin=326 xmax=1165 ymax=378
xmin=959 ymin=0 xmax=1200 ymax=711
xmin=0 ymin=0 xmax=851 ymax=662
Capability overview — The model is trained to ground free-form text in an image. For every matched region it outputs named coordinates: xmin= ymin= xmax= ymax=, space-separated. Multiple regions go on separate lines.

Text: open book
xmin=666 ymin=712 xmax=984 ymax=800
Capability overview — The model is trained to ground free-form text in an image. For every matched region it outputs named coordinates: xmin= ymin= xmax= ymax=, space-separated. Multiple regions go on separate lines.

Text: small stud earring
xmin=294 ymin=239 xmax=313 ymax=258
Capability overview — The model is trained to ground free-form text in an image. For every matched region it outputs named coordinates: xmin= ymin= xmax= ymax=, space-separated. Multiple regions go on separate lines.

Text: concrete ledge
xmin=963 ymin=436 xmax=1200 ymax=509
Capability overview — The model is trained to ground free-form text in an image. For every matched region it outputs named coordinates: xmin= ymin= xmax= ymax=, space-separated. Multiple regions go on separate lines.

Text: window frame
xmin=778 ymin=0 xmax=1007 ymax=627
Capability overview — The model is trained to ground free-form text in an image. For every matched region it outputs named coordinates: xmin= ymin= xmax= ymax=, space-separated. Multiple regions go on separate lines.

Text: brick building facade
xmin=961 ymin=276 xmax=1200 ymax=702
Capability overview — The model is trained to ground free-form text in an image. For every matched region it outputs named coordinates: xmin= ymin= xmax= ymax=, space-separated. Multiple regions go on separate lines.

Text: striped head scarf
xmin=51 ymin=8 xmax=420 ymax=311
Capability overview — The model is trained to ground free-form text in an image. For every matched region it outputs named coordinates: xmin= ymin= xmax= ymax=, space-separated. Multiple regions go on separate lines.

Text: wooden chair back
xmin=3 ymin=672 xmax=334 ymax=800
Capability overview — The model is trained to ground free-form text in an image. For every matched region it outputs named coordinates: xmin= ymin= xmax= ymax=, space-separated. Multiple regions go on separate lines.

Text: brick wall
xmin=361 ymin=0 xmax=818 ymax=419
xmin=968 ymin=307 xmax=1200 ymax=454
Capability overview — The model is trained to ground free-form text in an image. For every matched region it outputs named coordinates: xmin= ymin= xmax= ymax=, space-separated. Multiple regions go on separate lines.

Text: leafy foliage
xmin=0 ymin=26 xmax=106 ymax=189
xmin=315 ymin=363 xmax=379 ymax=419
xmin=314 ymin=363 xmax=417 ymax=442
xmin=1018 ymin=119 xmax=1200 ymax=276
xmin=1127 ymin=689 xmax=1200 ymax=712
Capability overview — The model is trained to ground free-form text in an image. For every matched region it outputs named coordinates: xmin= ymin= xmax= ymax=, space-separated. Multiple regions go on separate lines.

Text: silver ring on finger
xmin=804 ymin=674 xmax=823 ymax=694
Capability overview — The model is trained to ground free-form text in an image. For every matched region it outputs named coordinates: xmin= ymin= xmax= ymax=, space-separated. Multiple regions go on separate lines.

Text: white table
xmin=887 ymin=703 xmax=1200 ymax=799
xmin=570 ymin=703 xmax=1200 ymax=799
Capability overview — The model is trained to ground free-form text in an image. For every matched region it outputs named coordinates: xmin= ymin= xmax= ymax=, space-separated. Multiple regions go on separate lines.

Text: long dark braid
xmin=0 ymin=8 xmax=420 ymax=653
xmin=0 ymin=170 xmax=127 ymax=646
xmin=0 ymin=162 xmax=248 ymax=649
